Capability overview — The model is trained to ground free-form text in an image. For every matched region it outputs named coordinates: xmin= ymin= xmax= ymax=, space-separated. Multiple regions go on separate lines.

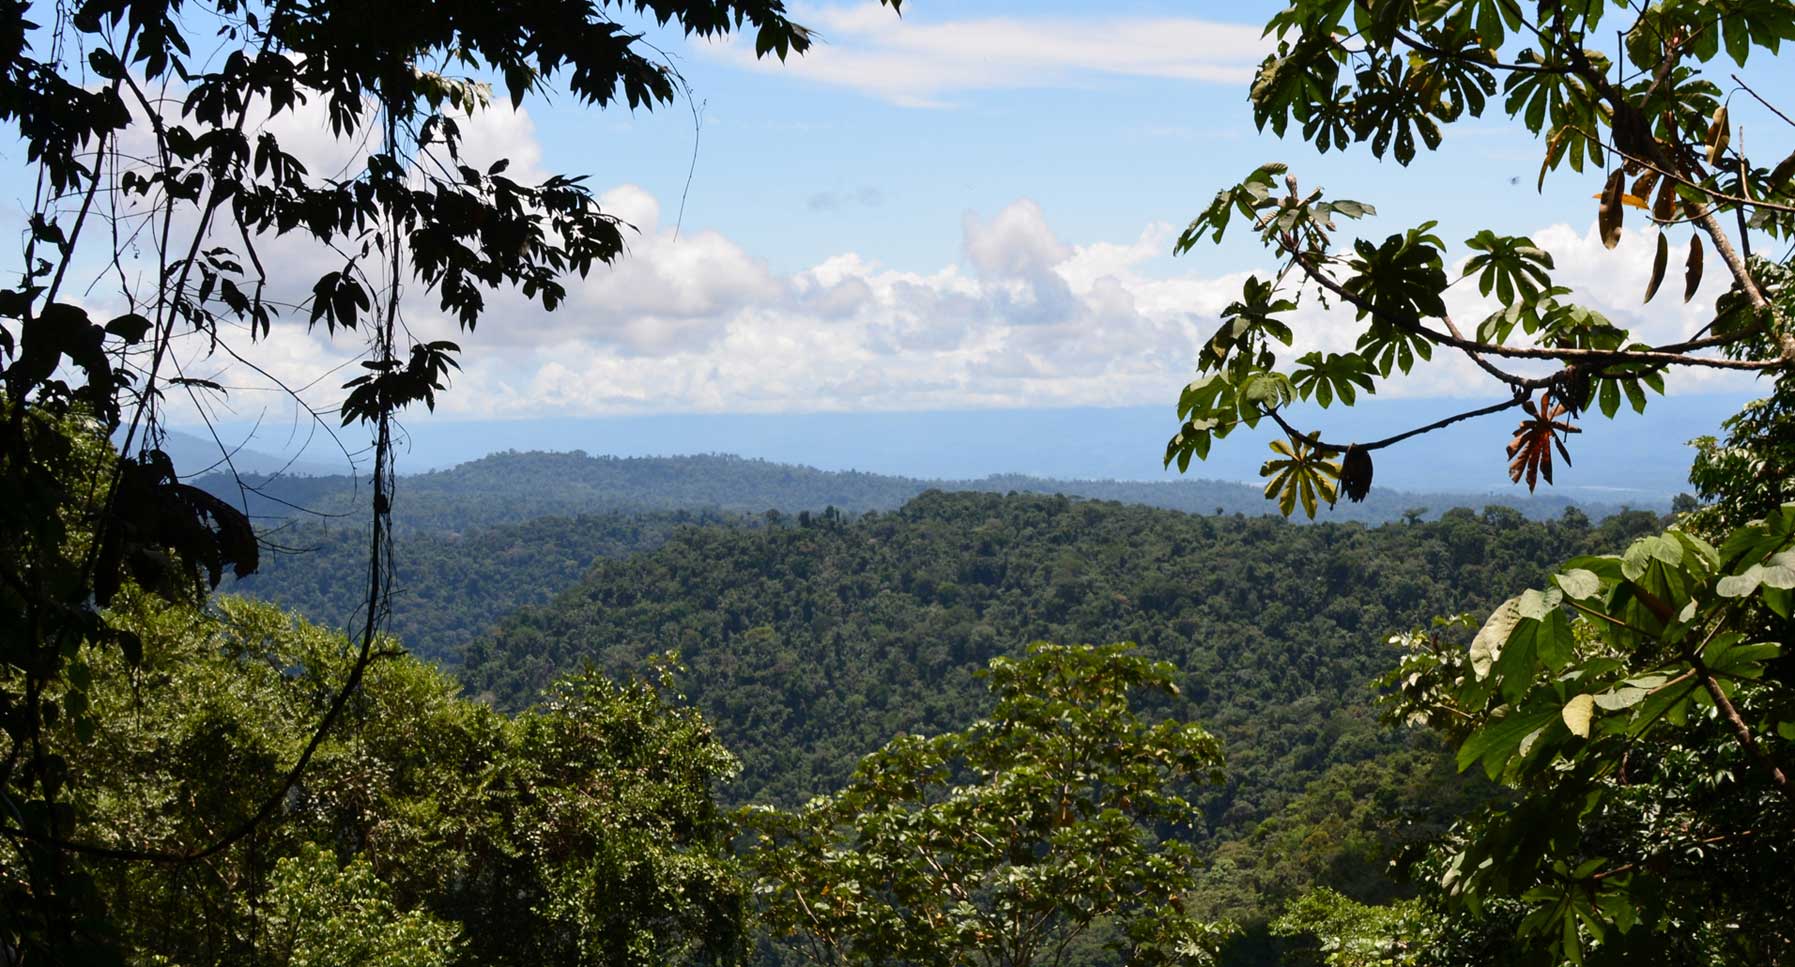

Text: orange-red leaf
xmin=1507 ymin=392 xmax=1581 ymax=492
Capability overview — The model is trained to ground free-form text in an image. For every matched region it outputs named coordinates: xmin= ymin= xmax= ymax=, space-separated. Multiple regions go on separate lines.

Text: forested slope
xmin=462 ymin=492 xmax=1661 ymax=822
xmin=218 ymin=451 xmax=1639 ymax=662
xmin=231 ymin=511 xmax=743 ymax=662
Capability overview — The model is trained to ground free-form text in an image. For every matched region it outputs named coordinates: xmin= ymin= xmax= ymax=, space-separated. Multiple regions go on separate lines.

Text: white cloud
xmin=704 ymin=3 xmax=1269 ymax=107
xmin=158 ymin=187 xmax=1758 ymax=435
xmin=1437 ymin=220 xmax=1752 ymax=395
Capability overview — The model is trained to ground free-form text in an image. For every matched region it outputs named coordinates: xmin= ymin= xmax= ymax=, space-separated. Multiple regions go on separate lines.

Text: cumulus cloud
xmin=160 ymin=185 xmax=1757 ymax=436
xmin=98 ymin=88 xmax=561 ymax=434
xmin=703 ymin=3 xmax=1269 ymax=107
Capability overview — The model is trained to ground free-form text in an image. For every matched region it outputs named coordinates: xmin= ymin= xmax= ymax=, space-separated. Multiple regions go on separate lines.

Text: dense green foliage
xmin=462 ymin=491 xmax=1660 ymax=817
xmin=5 ymin=593 xmax=743 ymax=966
xmin=0 ymin=0 xmax=876 ymax=954
xmin=218 ymin=450 xmax=1636 ymax=665
xmin=1688 ymin=376 xmax=1795 ymax=536
xmin=743 ymin=643 xmax=1236 ymax=967
xmin=1363 ymin=507 xmax=1794 ymax=964
xmin=1160 ymin=0 xmax=1795 ymax=961
xmin=1188 ymin=740 xmax=1497 ymax=958
xmin=232 ymin=511 xmax=739 ymax=663
xmin=11 ymin=0 xmax=1789 ymax=960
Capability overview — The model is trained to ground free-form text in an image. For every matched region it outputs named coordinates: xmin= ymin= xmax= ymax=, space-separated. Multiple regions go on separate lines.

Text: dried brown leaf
xmin=1599 ymin=168 xmax=1625 ymax=249
xmin=1706 ymin=105 xmax=1730 ymax=165
xmin=1652 ymin=175 xmax=1677 ymax=222
xmin=1685 ymin=233 xmax=1703 ymax=302
xmin=1507 ymin=392 xmax=1581 ymax=492
xmin=1644 ymin=231 xmax=1668 ymax=303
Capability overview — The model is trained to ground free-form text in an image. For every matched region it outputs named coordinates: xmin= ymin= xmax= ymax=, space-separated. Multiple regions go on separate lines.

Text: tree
xmin=6 ymin=591 xmax=746 ymax=967
xmin=1183 ymin=5 xmax=1795 ymax=951
xmin=1268 ymin=885 xmax=1526 ymax=967
xmin=740 ymin=642 xmax=1237 ymax=967
xmin=1370 ymin=502 xmax=1793 ymax=964
xmin=1687 ymin=372 xmax=1795 ymax=533
xmin=257 ymin=845 xmax=461 ymax=967
xmin=1163 ymin=0 xmax=1795 ymax=516
xmin=1268 ymin=888 xmax=1423 ymax=967
xmin=0 ymin=0 xmax=892 ymax=953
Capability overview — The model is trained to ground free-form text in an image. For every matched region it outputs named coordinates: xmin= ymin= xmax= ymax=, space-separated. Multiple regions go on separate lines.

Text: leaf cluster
xmin=741 ymin=643 xmax=1234 ymax=967
xmin=1374 ymin=506 xmax=1795 ymax=964
xmin=1167 ymin=0 xmax=1795 ymax=515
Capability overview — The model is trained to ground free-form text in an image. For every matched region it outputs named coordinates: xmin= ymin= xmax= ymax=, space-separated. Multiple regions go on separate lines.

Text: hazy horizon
xmin=165 ymin=390 xmax=1752 ymax=503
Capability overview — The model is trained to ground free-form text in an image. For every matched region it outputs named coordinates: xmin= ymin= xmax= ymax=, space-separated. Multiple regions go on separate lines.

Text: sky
xmin=11 ymin=0 xmax=1795 ymax=488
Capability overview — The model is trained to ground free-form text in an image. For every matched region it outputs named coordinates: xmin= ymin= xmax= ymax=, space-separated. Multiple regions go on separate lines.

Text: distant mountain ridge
xmin=201 ymin=449 xmax=1647 ymax=534
xmin=173 ymin=395 xmax=1744 ymax=498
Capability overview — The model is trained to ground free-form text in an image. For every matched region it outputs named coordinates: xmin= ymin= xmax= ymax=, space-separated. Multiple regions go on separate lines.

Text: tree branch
xmin=1293 ymin=253 xmax=1785 ymax=371
xmin=1264 ymin=394 xmax=1527 ymax=455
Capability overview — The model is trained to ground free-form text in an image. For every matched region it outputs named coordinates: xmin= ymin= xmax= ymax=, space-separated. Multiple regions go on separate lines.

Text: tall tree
xmin=17 ymin=592 xmax=745 ymax=967
xmin=741 ymin=642 xmax=1237 ymax=967
xmin=0 ymin=0 xmax=892 ymax=955
xmin=1164 ymin=0 xmax=1795 ymax=516
xmin=1365 ymin=501 xmax=1794 ymax=964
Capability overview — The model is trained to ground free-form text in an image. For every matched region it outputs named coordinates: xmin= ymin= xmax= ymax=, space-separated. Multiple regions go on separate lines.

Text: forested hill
xmin=200 ymin=449 xmax=1634 ymax=533
xmin=461 ymin=491 xmax=1662 ymax=820
xmin=223 ymin=447 xmax=1638 ymax=672
xmin=226 ymin=511 xmax=742 ymax=663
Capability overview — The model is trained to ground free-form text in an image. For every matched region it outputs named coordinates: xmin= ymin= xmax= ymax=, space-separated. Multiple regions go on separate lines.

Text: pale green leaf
xmin=1554 ymin=568 xmax=1603 ymax=600
xmin=1561 ymin=693 xmax=1595 ymax=738
xmin=1470 ymin=597 xmax=1521 ymax=679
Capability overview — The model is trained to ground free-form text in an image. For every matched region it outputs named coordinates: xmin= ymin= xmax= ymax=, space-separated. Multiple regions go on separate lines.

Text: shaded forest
xmin=461 ymin=491 xmax=1658 ymax=816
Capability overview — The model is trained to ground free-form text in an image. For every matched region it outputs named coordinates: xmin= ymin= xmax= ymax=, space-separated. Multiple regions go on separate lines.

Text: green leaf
xmin=1260 ymin=435 xmax=1341 ymax=519
xmin=1626 ymin=679 xmax=1699 ymax=738
xmin=1176 ymin=164 xmax=1287 ymax=251
xmin=1554 ymin=568 xmax=1603 ymax=600
xmin=1592 ymin=682 xmax=1653 ymax=712
xmin=1457 ymin=707 xmax=1560 ymax=778
xmin=1291 ymin=351 xmax=1376 ymax=408
xmin=1515 ymin=587 xmax=1563 ymax=620
xmin=1464 ymin=230 xmax=1555 ymax=303
xmin=1716 ymin=551 xmax=1795 ymax=598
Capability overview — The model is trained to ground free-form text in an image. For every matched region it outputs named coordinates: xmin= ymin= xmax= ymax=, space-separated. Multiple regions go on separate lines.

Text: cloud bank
xmin=182 ymin=179 xmax=1753 ymax=438
xmin=114 ymin=66 xmax=1749 ymax=432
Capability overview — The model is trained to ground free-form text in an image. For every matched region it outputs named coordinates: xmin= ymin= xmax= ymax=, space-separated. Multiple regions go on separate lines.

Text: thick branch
xmin=1293 ymin=253 xmax=1784 ymax=371
xmin=1264 ymin=394 xmax=1527 ymax=454
xmin=1691 ymin=657 xmax=1791 ymax=800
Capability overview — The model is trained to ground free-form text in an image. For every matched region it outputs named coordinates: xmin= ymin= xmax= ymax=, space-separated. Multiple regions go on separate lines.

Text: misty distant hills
xmin=197 ymin=449 xmax=1645 ymax=534
xmin=172 ymin=395 xmax=1742 ymax=500
xmin=153 ymin=428 xmax=342 ymax=478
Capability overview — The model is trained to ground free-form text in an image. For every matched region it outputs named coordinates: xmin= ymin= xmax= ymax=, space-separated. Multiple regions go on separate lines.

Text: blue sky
xmin=12 ymin=1 xmax=1794 ymax=487
xmin=525 ymin=0 xmax=1582 ymax=276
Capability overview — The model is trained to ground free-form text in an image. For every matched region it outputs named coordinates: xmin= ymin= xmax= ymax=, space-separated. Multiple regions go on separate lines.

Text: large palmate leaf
xmin=1291 ymin=351 xmax=1376 ymax=408
xmin=1260 ymin=435 xmax=1341 ymax=519
xmin=1201 ymin=276 xmax=1296 ymax=372
xmin=1463 ymin=230 xmax=1555 ymax=305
